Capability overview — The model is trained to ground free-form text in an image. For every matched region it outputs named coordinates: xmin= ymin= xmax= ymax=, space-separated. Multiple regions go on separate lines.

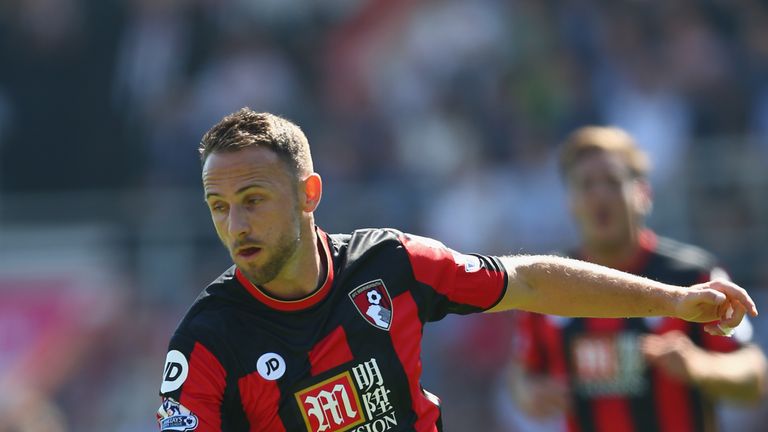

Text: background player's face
xmin=202 ymin=146 xmax=302 ymax=285
xmin=566 ymin=152 xmax=650 ymax=251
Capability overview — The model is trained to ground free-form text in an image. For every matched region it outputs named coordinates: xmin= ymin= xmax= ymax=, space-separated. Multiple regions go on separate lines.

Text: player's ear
xmin=301 ymin=173 xmax=322 ymax=212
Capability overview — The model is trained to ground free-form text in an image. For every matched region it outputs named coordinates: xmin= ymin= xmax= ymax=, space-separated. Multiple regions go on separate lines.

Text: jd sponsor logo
xmin=161 ymin=350 xmax=189 ymax=394
xmin=257 ymin=352 xmax=286 ymax=380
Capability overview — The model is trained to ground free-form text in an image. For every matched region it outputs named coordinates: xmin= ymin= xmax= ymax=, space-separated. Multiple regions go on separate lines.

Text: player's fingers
xmin=640 ymin=333 xmax=659 ymax=343
xmin=640 ymin=334 xmax=661 ymax=349
xmin=660 ymin=330 xmax=686 ymax=341
xmin=640 ymin=336 xmax=669 ymax=358
xmin=666 ymin=331 xmax=693 ymax=347
xmin=704 ymin=323 xmax=728 ymax=336
xmin=721 ymin=302 xmax=746 ymax=329
xmin=716 ymin=299 xmax=730 ymax=319
xmin=639 ymin=336 xmax=653 ymax=350
xmin=641 ymin=346 xmax=662 ymax=360
xmin=710 ymin=279 xmax=758 ymax=317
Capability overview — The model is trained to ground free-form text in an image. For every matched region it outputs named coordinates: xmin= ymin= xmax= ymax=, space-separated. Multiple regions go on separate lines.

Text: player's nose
xmin=228 ymin=205 xmax=251 ymax=240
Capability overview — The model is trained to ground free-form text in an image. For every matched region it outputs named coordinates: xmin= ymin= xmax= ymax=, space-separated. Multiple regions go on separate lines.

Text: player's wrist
xmin=668 ymin=286 xmax=689 ymax=320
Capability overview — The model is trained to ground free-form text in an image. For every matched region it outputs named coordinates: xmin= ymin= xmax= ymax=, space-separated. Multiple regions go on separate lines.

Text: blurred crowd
xmin=1 ymin=0 xmax=768 ymax=430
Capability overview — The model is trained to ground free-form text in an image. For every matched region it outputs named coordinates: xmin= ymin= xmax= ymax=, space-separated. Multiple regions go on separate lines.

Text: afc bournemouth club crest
xmin=349 ymin=280 xmax=393 ymax=331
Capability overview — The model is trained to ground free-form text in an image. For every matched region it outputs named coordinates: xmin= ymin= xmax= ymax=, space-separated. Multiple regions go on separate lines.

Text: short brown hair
xmin=558 ymin=126 xmax=650 ymax=180
xmin=199 ymin=108 xmax=313 ymax=176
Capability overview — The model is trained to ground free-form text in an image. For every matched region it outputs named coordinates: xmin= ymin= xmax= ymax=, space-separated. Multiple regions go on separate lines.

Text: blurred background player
xmin=506 ymin=126 xmax=767 ymax=432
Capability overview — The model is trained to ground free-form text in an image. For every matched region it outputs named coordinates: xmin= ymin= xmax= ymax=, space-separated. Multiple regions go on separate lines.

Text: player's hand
xmin=674 ymin=279 xmax=757 ymax=335
xmin=509 ymin=369 xmax=570 ymax=419
xmin=641 ymin=331 xmax=704 ymax=384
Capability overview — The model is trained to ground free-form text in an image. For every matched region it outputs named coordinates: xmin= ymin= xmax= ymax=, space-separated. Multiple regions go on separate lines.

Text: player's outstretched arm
xmin=641 ymin=332 xmax=767 ymax=402
xmin=488 ymin=255 xmax=757 ymax=334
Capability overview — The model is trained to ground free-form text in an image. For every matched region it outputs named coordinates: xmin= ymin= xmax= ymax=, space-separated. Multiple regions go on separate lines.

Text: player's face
xmin=202 ymin=146 xmax=302 ymax=285
xmin=566 ymin=152 xmax=649 ymax=250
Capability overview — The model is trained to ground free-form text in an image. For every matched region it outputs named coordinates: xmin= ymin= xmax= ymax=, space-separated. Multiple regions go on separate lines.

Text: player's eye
xmin=210 ymin=202 xmax=228 ymax=213
xmin=245 ymin=196 xmax=263 ymax=206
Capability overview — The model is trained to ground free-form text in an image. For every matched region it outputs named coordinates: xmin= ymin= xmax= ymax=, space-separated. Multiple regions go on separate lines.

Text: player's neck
xmin=260 ymin=222 xmax=326 ymax=300
xmin=582 ymin=231 xmax=642 ymax=270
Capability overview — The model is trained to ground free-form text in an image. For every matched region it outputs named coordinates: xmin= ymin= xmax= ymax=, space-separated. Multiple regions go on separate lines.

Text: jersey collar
xmin=235 ymin=228 xmax=335 ymax=312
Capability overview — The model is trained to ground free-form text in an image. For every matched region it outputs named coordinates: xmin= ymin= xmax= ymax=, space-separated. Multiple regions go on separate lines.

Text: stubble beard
xmin=236 ymin=205 xmax=303 ymax=287
xmin=241 ymin=229 xmax=301 ymax=287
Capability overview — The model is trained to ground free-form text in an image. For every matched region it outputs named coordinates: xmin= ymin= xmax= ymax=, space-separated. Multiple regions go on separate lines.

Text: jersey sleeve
xmin=157 ymin=332 xmax=227 ymax=432
xmin=399 ymin=233 xmax=508 ymax=321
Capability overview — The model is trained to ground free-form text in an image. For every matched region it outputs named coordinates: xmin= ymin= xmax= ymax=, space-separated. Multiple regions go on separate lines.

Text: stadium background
xmin=1 ymin=0 xmax=767 ymax=430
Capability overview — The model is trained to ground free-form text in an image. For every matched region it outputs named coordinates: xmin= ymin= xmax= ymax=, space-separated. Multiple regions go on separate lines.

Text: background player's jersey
xmin=157 ymin=228 xmax=508 ymax=432
xmin=514 ymin=230 xmax=751 ymax=432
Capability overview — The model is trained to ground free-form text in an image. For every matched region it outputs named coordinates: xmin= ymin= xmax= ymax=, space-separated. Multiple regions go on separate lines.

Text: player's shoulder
xmin=653 ymin=235 xmax=718 ymax=272
xmin=327 ymin=228 xmax=447 ymax=272
xmin=328 ymin=227 xmax=408 ymax=256
xmin=173 ymin=266 xmax=242 ymax=339
xmin=331 ymin=227 xmax=405 ymax=245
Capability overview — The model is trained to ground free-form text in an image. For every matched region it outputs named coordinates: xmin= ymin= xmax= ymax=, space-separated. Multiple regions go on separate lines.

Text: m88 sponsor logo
xmin=295 ymin=358 xmax=398 ymax=432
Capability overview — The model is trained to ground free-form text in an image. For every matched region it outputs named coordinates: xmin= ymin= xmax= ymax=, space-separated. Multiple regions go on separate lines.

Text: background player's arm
xmin=694 ymin=344 xmax=767 ymax=401
xmin=488 ymin=255 xmax=756 ymax=332
xmin=641 ymin=332 xmax=767 ymax=402
xmin=507 ymin=362 xmax=570 ymax=418
xmin=506 ymin=311 xmax=570 ymax=419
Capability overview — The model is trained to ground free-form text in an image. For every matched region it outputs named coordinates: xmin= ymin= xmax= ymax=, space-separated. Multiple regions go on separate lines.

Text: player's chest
xmin=554 ymin=317 xmax=665 ymax=398
xmin=232 ymin=279 xmax=420 ymax=431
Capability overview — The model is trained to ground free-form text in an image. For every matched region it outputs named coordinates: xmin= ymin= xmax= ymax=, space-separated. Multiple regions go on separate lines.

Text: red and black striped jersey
xmin=514 ymin=230 xmax=749 ymax=432
xmin=157 ymin=227 xmax=508 ymax=432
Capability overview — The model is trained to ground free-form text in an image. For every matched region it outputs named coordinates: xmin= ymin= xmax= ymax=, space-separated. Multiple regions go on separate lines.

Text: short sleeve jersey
xmin=514 ymin=230 xmax=750 ymax=432
xmin=157 ymin=228 xmax=508 ymax=432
